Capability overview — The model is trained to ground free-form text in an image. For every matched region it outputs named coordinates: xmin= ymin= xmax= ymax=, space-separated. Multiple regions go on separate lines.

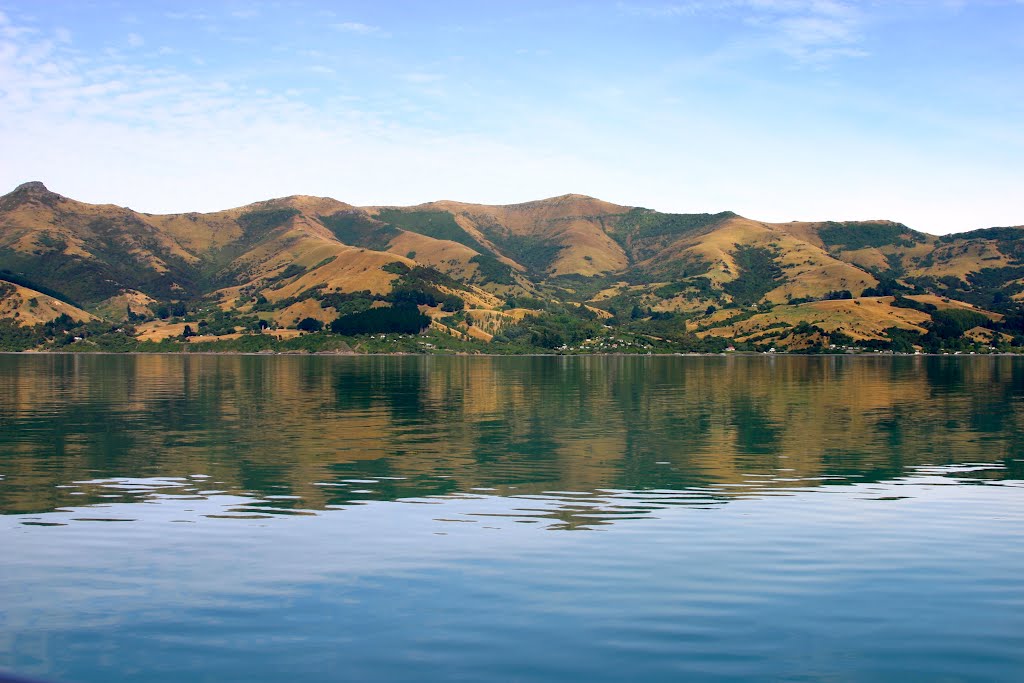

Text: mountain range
xmin=1 ymin=180 xmax=1022 ymax=353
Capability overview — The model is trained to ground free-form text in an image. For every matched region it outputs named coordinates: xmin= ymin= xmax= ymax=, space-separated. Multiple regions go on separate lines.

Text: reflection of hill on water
xmin=1 ymin=355 xmax=1023 ymax=522
xmin=13 ymin=461 xmax=1022 ymax=532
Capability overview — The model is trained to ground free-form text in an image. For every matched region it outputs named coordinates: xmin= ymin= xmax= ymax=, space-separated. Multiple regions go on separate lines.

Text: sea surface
xmin=1 ymin=354 xmax=1023 ymax=683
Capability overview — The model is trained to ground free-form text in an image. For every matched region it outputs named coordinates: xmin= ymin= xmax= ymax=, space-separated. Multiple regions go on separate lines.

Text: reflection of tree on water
xmin=1 ymin=355 xmax=1022 ymax=523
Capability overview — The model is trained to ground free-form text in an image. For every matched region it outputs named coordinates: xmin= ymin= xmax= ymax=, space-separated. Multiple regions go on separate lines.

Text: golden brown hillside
xmin=0 ymin=280 xmax=96 ymax=327
xmin=411 ymin=194 xmax=632 ymax=277
xmin=1 ymin=181 xmax=1022 ymax=353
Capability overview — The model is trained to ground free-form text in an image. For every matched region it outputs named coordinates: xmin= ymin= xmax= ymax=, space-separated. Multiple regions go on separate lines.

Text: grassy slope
xmin=1 ymin=181 xmax=1022 ymax=351
xmin=0 ymin=280 xmax=96 ymax=326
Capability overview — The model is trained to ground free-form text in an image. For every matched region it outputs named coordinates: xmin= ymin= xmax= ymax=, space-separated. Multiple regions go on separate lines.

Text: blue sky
xmin=0 ymin=1 xmax=1021 ymax=233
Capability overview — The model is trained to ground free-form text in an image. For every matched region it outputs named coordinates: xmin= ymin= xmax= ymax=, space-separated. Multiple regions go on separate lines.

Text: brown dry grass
xmin=0 ymin=282 xmax=96 ymax=326
xmin=135 ymin=321 xmax=189 ymax=341
xmin=703 ymin=296 xmax=935 ymax=344
xmin=93 ymin=290 xmax=156 ymax=320
xmin=909 ymin=239 xmax=1015 ymax=280
xmin=379 ymin=195 xmax=632 ymax=277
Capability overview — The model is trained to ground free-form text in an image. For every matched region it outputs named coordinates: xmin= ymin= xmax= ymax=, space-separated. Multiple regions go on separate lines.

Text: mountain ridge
xmin=1 ymin=181 xmax=1022 ymax=354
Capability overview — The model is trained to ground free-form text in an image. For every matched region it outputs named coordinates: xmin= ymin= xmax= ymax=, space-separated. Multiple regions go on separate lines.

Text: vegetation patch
xmin=237 ymin=208 xmax=300 ymax=240
xmin=608 ymin=210 xmax=734 ymax=263
xmin=329 ymin=304 xmax=431 ymax=335
xmin=320 ymin=211 xmax=398 ymax=251
xmin=376 ymin=209 xmax=490 ymax=254
xmin=0 ymin=247 xmax=183 ymax=307
xmin=909 ymin=265 xmax=1024 ymax=312
xmin=490 ymin=233 xmax=563 ymax=275
xmin=938 ymin=227 xmax=1024 ymax=263
xmin=469 ymin=254 xmax=516 ymax=285
xmin=315 ymin=289 xmax=377 ymax=316
xmin=613 ymin=209 xmax=734 ymax=242
xmin=492 ymin=307 xmax=602 ymax=349
xmin=927 ymin=309 xmax=993 ymax=339
xmin=0 ymin=270 xmax=81 ymax=307
xmin=818 ymin=222 xmax=924 ymax=250
xmin=862 ymin=276 xmax=915 ymax=298
xmin=387 ymin=264 xmax=465 ymax=311
xmin=891 ymin=295 xmax=936 ymax=314
xmin=722 ymin=245 xmax=783 ymax=306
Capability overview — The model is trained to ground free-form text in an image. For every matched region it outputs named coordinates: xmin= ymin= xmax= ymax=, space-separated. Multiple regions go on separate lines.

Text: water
xmin=1 ymin=354 xmax=1023 ymax=682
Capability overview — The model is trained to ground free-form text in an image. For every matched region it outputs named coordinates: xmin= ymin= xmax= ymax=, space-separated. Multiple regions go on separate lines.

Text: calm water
xmin=1 ymin=354 xmax=1023 ymax=683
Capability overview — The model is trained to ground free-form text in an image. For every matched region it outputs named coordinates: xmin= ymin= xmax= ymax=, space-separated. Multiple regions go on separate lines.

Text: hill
xmin=1 ymin=181 xmax=1022 ymax=354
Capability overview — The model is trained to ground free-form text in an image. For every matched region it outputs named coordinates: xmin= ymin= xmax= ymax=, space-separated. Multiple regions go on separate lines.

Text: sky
xmin=0 ymin=1 xmax=1021 ymax=234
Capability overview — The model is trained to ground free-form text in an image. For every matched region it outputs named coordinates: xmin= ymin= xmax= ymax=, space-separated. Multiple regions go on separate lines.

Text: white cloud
xmin=166 ymin=12 xmax=209 ymax=21
xmin=332 ymin=22 xmax=381 ymax=35
xmin=127 ymin=33 xmax=144 ymax=48
xmin=0 ymin=11 xmax=36 ymax=40
xmin=620 ymin=0 xmax=867 ymax=62
xmin=402 ymin=72 xmax=445 ymax=84
xmin=0 ymin=6 xmax=1020 ymax=235
xmin=616 ymin=2 xmax=702 ymax=17
xmin=0 ymin=16 xmax=591 ymax=216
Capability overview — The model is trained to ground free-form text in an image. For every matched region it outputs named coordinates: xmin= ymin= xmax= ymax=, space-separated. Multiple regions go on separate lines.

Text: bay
xmin=1 ymin=354 xmax=1023 ymax=682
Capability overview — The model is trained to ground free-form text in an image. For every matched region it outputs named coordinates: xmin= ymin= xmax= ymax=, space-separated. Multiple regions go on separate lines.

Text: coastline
xmin=2 ymin=350 xmax=1020 ymax=358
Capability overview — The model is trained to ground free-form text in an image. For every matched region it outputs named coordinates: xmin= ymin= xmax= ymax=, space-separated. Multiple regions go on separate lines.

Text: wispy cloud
xmin=0 ymin=9 xmax=37 ymax=39
xmin=165 ymin=12 xmax=211 ymax=21
xmin=127 ymin=32 xmax=144 ymax=48
xmin=332 ymin=22 xmax=382 ymax=35
xmin=619 ymin=0 xmax=867 ymax=63
xmin=515 ymin=47 xmax=552 ymax=57
xmin=0 ymin=2 xmax=1019 ymax=234
xmin=755 ymin=1 xmax=866 ymax=62
xmin=617 ymin=1 xmax=703 ymax=17
xmin=0 ymin=10 xmax=492 ymax=211
xmin=402 ymin=72 xmax=445 ymax=84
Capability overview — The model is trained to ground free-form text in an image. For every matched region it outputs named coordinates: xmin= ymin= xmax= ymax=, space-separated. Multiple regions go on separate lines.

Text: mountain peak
xmin=496 ymin=193 xmax=626 ymax=212
xmin=1 ymin=181 xmax=66 ymax=211
xmin=533 ymin=193 xmax=601 ymax=204
xmin=14 ymin=181 xmax=50 ymax=194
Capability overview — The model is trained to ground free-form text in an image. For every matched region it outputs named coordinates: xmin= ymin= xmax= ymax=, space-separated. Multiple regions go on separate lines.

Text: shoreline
xmin=2 ymin=350 xmax=1021 ymax=358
